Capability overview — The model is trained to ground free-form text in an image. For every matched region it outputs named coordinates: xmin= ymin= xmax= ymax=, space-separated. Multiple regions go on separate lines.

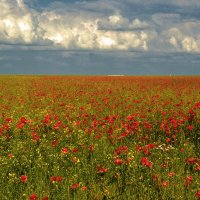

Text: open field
xmin=0 ymin=76 xmax=200 ymax=200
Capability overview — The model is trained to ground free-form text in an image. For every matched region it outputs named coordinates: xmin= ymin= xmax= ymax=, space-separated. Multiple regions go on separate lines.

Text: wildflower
xmin=72 ymin=157 xmax=79 ymax=163
xmin=186 ymin=157 xmax=198 ymax=165
xmin=114 ymin=158 xmax=123 ymax=165
xmin=17 ymin=123 xmax=24 ymax=129
xmin=185 ymin=175 xmax=193 ymax=186
xmin=168 ymin=172 xmax=175 ymax=177
xmin=136 ymin=145 xmax=143 ymax=152
xmin=50 ymin=176 xmax=63 ymax=183
xmin=161 ymin=163 xmax=167 ymax=169
xmin=97 ymin=166 xmax=108 ymax=174
xmin=114 ymin=146 xmax=128 ymax=155
xmin=187 ymin=125 xmax=193 ymax=131
xmin=52 ymin=140 xmax=58 ymax=147
xmin=143 ymin=147 xmax=151 ymax=156
xmin=30 ymin=194 xmax=38 ymax=200
xmin=195 ymin=165 xmax=200 ymax=171
xmin=62 ymin=147 xmax=69 ymax=154
xmin=20 ymin=175 xmax=28 ymax=183
xmin=32 ymin=132 xmax=40 ymax=142
xmin=81 ymin=186 xmax=88 ymax=191
xmin=7 ymin=153 xmax=14 ymax=158
xmin=194 ymin=102 xmax=200 ymax=109
xmin=161 ymin=180 xmax=170 ymax=187
xmin=195 ymin=190 xmax=200 ymax=198
xmin=20 ymin=117 xmax=27 ymax=124
xmin=50 ymin=176 xmax=57 ymax=182
xmin=152 ymin=174 xmax=158 ymax=182
xmin=5 ymin=117 xmax=12 ymax=123
xmin=56 ymin=176 xmax=63 ymax=182
xmin=43 ymin=197 xmax=48 ymax=200
xmin=127 ymin=115 xmax=134 ymax=121
xmin=141 ymin=157 xmax=153 ymax=168
xmin=166 ymin=138 xmax=171 ymax=143
xmin=71 ymin=147 xmax=79 ymax=153
xmin=117 ymin=132 xmax=128 ymax=140
xmin=43 ymin=114 xmax=51 ymax=124
xmin=146 ymin=143 xmax=157 ymax=149
xmin=188 ymin=109 xmax=195 ymax=123
xmin=172 ymin=134 xmax=176 ymax=139
xmin=71 ymin=183 xmax=80 ymax=190
xmin=88 ymin=145 xmax=95 ymax=152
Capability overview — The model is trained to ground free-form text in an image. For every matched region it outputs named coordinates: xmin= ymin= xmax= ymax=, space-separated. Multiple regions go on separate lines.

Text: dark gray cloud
xmin=1 ymin=50 xmax=200 ymax=75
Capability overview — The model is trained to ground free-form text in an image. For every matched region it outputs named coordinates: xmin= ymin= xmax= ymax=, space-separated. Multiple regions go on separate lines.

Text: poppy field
xmin=0 ymin=75 xmax=200 ymax=200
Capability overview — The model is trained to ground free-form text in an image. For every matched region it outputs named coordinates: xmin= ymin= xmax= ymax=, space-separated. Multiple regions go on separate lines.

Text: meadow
xmin=0 ymin=76 xmax=199 ymax=200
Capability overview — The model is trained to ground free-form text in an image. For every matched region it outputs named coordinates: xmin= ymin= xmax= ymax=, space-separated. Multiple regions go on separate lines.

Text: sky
xmin=0 ymin=0 xmax=200 ymax=75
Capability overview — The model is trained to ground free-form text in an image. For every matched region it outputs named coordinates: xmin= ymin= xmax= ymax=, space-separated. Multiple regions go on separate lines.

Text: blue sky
xmin=0 ymin=0 xmax=200 ymax=75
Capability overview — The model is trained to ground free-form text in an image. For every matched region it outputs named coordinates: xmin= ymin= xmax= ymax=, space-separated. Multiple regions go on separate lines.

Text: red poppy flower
xmin=185 ymin=175 xmax=193 ymax=186
xmin=141 ymin=157 xmax=153 ymax=168
xmin=62 ymin=147 xmax=69 ymax=154
xmin=71 ymin=147 xmax=79 ymax=153
xmin=52 ymin=140 xmax=58 ymax=147
xmin=50 ymin=176 xmax=63 ymax=182
xmin=56 ymin=176 xmax=63 ymax=182
xmin=186 ymin=157 xmax=198 ymax=165
xmin=152 ymin=174 xmax=158 ymax=182
xmin=161 ymin=180 xmax=170 ymax=187
xmin=114 ymin=146 xmax=128 ymax=155
xmin=195 ymin=165 xmax=200 ymax=171
xmin=7 ymin=153 xmax=14 ymax=158
xmin=17 ymin=123 xmax=24 ymax=129
xmin=30 ymin=194 xmax=38 ymax=200
xmin=161 ymin=163 xmax=167 ymax=168
xmin=71 ymin=183 xmax=80 ymax=190
xmin=187 ymin=125 xmax=193 ymax=131
xmin=20 ymin=117 xmax=27 ymax=124
xmin=195 ymin=190 xmax=200 ymax=198
xmin=32 ymin=132 xmax=40 ymax=142
xmin=20 ymin=175 xmax=28 ymax=183
xmin=97 ymin=166 xmax=108 ymax=174
xmin=127 ymin=115 xmax=134 ymax=121
xmin=81 ymin=186 xmax=88 ymax=191
xmin=43 ymin=114 xmax=51 ymax=124
xmin=146 ymin=143 xmax=157 ymax=149
xmin=114 ymin=158 xmax=123 ymax=165
xmin=168 ymin=172 xmax=175 ymax=177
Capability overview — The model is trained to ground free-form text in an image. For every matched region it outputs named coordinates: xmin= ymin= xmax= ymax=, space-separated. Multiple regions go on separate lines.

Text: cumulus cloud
xmin=0 ymin=0 xmax=150 ymax=51
xmin=0 ymin=0 xmax=200 ymax=53
xmin=163 ymin=21 xmax=200 ymax=53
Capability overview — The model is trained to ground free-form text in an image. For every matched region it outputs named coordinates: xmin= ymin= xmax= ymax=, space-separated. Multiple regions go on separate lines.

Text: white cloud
xmin=0 ymin=0 xmax=199 ymax=53
xmin=182 ymin=37 xmax=199 ymax=52
xmin=164 ymin=26 xmax=200 ymax=52
xmin=0 ymin=0 xmax=150 ymax=51
xmin=169 ymin=36 xmax=178 ymax=47
xmin=98 ymin=15 xmax=149 ymax=30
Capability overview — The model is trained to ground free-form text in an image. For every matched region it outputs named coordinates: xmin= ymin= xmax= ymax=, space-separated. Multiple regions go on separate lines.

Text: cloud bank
xmin=0 ymin=0 xmax=149 ymax=51
xmin=0 ymin=0 xmax=200 ymax=53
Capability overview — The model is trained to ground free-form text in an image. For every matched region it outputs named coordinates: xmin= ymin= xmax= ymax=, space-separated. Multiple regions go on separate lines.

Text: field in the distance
xmin=0 ymin=76 xmax=200 ymax=200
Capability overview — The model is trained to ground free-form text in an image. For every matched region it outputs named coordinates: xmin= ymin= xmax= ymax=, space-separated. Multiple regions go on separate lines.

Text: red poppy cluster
xmin=0 ymin=76 xmax=199 ymax=199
